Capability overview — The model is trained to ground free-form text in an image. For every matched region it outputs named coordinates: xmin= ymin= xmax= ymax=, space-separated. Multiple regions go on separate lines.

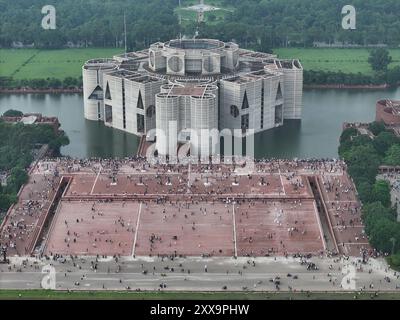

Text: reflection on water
xmin=84 ymin=120 xmax=139 ymax=158
xmin=255 ymin=120 xmax=302 ymax=159
xmin=0 ymin=93 xmax=139 ymax=158
xmin=0 ymin=88 xmax=399 ymax=159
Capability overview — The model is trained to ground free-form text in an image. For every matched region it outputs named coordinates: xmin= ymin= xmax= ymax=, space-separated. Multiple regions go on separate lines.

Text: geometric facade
xmin=83 ymin=39 xmax=303 ymax=156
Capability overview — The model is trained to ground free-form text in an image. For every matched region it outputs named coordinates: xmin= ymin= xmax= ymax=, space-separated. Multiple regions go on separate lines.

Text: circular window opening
xmin=168 ymin=56 xmax=183 ymax=73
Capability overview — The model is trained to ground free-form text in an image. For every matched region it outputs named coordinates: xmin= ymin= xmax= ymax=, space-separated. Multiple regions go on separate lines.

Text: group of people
xmin=0 ymin=170 xmax=59 ymax=256
xmin=0 ymin=156 xmax=358 ymax=260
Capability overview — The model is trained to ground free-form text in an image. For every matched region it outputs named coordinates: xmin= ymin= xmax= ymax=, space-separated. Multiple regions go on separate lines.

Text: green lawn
xmin=0 ymin=48 xmax=122 ymax=80
xmin=1 ymin=290 xmax=400 ymax=300
xmin=0 ymin=49 xmax=39 ymax=78
xmin=274 ymin=48 xmax=400 ymax=75
xmin=2 ymin=47 xmax=400 ymax=81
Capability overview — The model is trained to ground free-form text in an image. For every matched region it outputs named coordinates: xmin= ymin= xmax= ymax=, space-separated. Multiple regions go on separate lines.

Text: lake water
xmin=0 ymin=88 xmax=399 ymax=159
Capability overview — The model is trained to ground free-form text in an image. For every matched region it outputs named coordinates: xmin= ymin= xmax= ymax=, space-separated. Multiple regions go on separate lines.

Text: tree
xmin=368 ymin=218 xmax=400 ymax=254
xmin=340 ymin=127 xmax=358 ymax=143
xmin=384 ymin=144 xmax=400 ymax=166
xmin=357 ymin=180 xmax=373 ymax=204
xmin=362 ymin=202 xmax=399 ymax=254
xmin=207 ymin=13 xmax=217 ymax=22
xmin=368 ymin=48 xmax=393 ymax=72
xmin=368 ymin=121 xmax=386 ymax=136
xmin=372 ymin=180 xmax=391 ymax=208
xmin=0 ymin=194 xmax=17 ymax=212
xmin=373 ymin=131 xmax=399 ymax=155
xmin=6 ymin=166 xmax=28 ymax=193
xmin=343 ymin=144 xmax=381 ymax=184
xmin=3 ymin=110 xmax=23 ymax=117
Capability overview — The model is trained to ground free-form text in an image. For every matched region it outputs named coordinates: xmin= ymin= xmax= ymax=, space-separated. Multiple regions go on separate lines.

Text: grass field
xmin=274 ymin=48 xmax=400 ymax=75
xmin=1 ymin=290 xmax=400 ymax=300
xmin=0 ymin=48 xmax=122 ymax=80
xmin=2 ymin=47 xmax=400 ymax=81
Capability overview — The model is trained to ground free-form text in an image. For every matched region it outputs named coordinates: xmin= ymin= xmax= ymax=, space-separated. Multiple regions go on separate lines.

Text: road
xmin=0 ymin=255 xmax=399 ymax=292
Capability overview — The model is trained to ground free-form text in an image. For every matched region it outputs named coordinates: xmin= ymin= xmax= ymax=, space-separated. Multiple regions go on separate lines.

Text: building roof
xmin=170 ymin=86 xmax=206 ymax=96
xmin=20 ymin=115 xmax=37 ymax=125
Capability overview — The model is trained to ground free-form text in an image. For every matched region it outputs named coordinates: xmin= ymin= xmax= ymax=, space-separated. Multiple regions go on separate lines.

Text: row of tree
xmin=0 ymin=110 xmax=69 ymax=216
xmin=304 ymin=67 xmax=400 ymax=86
xmin=305 ymin=71 xmax=382 ymax=86
xmin=305 ymin=49 xmax=400 ymax=86
xmin=0 ymin=77 xmax=82 ymax=89
xmin=339 ymin=122 xmax=400 ymax=260
xmin=1 ymin=0 xmax=400 ymax=49
xmin=0 ymin=0 xmax=179 ymax=49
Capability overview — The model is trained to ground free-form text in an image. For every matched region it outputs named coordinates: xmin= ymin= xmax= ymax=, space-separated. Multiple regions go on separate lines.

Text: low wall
xmin=28 ymin=176 xmax=71 ymax=254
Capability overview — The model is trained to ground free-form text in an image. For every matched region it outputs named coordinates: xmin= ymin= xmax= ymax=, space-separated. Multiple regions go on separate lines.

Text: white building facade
xmin=83 ymin=39 xmax=303 ymax=156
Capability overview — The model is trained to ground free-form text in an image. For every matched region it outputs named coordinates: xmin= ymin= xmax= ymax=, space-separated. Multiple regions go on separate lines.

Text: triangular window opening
xmin=242 ymin=91 xmax=249 ymax=109
xmin=276 ymin=82 xmax=283 ymax=100
xmin=88 ymin=85 xmax=103 ymax=100
xmin=105 ymin=82 xmax=112 ymax=100
xmin=137 ymin=91 xmax=144 ymax=109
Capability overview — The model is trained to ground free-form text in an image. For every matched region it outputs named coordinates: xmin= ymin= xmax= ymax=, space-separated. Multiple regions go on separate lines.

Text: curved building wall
xmin=179 ymin=95 xmax=191 ymax=131
xmin=82 ymin=59 xmax=117 ymax=121
xmin=83 ymin=67 xmax=101 ymax=121
xmin=190 ymin=94 xmax=218 ymax=157
xmin=282 ymin=60 xmax=303 ymax=120
xmin=262 ymin=74 xmax=284 ymax=130
xmin=156 ymin=94 xmax=179 ymax=155
xmin=202 ymin=55 xmax=221 ymax=75
xmin=198 ymin=84 xmax=219 ymax=128
xmin=150 ymin=39 xmax=238 ymax=76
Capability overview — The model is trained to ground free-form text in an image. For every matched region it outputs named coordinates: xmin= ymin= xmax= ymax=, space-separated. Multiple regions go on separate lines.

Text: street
xmin=0 ymin=255 xmax=399 ymax=293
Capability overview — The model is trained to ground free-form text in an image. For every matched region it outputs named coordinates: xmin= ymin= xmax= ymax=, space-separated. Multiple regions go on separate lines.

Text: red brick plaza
xmin=0 ymin=158 xmax=370 ymax=257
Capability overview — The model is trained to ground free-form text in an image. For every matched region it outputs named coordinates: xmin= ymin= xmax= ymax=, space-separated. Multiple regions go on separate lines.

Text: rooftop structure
xmin=83 ymin=39 xmax=303 ymax=157
xmin=376 ymin=99 xmax=400 ymax=126
xmin=183 ymin=0 xmax=221 ymax=23
xmin=1 ymin=113 xmax=61 ymax=133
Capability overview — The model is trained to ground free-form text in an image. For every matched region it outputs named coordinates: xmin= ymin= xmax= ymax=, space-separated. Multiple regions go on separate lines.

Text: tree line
xmin=0 ymin=110 xmax=69 ymax=219
xmin=305 ymin=49 xmax=400 ymax=86
xmin=1 ymin=0 xmax=400 ymax=49
xmin=339 ymin=122 xmax=400 ymax=266
xmin=0 ymin=76 xmax=82 ymax=89
xmin=304 ymin=67 xmax=400 ymax=86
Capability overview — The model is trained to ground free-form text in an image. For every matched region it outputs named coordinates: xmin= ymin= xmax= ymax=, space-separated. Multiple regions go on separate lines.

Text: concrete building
xmin=376 ymin=99 xmax=400 ymax=126
xmin=83 ymin=39 xmax=303 ymax=156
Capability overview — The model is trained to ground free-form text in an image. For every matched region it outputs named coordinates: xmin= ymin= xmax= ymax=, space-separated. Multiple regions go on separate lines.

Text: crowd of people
xmin=0 ymin=156 xmax=362 ymax=260
xmin=0 ymin=171 xmax=59 ymax=256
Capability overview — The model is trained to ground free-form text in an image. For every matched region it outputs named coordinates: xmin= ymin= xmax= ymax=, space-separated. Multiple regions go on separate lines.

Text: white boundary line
xmin=232 ymin=202 xmax=237 ymax=258
xmin=312 ymin=200 xmax=327 ymax=251
xmin=333 ymin=225 xmax=365 ymax=229
xmin=343 ymin=242 xmax=369 ymax=245
xmin=278 ymin=167 xmax=286 ymax=195
xmin=187 ymin=163 xmax=191 ymax=188
xmin=90 ymin=166 xmax=102 ymax=195
xmin=132 ymin=202 xmax=142 ymax=257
